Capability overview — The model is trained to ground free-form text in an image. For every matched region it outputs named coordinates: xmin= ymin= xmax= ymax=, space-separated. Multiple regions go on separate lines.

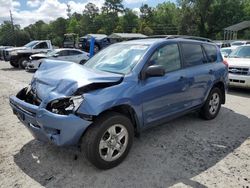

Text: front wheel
xmin=81 ymin=112 xmax=134 ymax=169
xmin=200 ymin=87 xmax=222 ymax=120
xmin=18 ymin=57 xmax=29 ymax=69
xmin=10 ymin=61 xmax=19 ymax=68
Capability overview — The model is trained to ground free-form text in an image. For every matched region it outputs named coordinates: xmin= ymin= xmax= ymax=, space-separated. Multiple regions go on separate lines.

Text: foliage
xmin=1 ymin=0 xmax=250 ymax=46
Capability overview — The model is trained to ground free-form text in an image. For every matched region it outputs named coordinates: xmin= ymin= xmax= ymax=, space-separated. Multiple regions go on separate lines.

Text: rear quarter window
xmin=181 ymin=43 xmax=205 ymax=67
xmin=203 ymin=44 xmax=217 ymax=63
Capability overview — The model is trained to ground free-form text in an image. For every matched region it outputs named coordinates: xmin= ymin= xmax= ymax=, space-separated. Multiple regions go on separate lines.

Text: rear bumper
xmin=9 ymin=96 xmax=92 ymax=146
xmin=229 ymin=73 xmax=250 ymax=88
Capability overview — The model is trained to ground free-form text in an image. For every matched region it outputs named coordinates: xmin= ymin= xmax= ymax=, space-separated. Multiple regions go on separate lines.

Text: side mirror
xmin=145 ymin=65 xmax=165 ymax=78
xmin=53 ymin=54 xmax=59 ymax=57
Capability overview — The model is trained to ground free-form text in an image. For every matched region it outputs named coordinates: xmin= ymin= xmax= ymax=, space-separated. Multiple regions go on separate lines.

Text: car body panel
xmin=9 ymin=38 xmax=228 ymax=146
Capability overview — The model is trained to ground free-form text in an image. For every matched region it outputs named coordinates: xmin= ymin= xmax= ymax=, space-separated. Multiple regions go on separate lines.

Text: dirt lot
xmin=0 ymin=61 xmax=249 ymax=188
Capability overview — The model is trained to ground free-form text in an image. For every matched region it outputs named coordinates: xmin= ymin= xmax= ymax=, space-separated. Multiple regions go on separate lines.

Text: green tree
xmin=83 ymin=3 xmax=99 ymax=18
xmin=102 ymin=0 xmax=124 ymax=14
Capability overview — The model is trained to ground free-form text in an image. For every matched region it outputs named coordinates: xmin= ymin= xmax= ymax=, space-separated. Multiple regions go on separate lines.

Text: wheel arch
xmin=211 ymin=81 xmax=226 ymax=104
xmin=98 ymin=104 xmax=140 ymax=137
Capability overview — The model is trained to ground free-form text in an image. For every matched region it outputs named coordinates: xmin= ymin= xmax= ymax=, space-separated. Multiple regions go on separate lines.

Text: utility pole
xmin=9 ymin=10 xmax=16 ymax=46
xmin=67 ymin=4 xmax=71 ymax=18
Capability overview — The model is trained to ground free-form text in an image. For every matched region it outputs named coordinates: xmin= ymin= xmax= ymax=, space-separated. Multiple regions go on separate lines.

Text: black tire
xmin=18 ymin=57 xmax=29 ymax=69
xmin=79 ymin=60 xmax=87 ymax=65
xmin=81 ymin=112 xmax=134 ymax=169
xmin=94 ymin=44 xmax=100 ymax=54
xmin=200 ymin=87 xmax=222 ymax=120
xmin=10 ymin=61 xmax=19 ymax=68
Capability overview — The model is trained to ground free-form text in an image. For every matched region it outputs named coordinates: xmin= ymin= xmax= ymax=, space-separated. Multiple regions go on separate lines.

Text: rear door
xmin=180 ymin=42 xmax=215 ymax=107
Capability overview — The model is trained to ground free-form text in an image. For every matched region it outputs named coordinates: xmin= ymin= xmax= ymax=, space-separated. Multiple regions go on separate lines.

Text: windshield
xmin=229 ymin=46 xmax=250 ymax=58
xmin=24 ymin=41 xmax=39 ymax=48
xmin=84 ymin=43 xmax=149 ymax=74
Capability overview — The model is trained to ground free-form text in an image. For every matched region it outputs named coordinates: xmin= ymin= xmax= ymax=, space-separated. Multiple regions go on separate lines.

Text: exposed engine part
xmin=16 ymin=87 xmax=41 ymax=106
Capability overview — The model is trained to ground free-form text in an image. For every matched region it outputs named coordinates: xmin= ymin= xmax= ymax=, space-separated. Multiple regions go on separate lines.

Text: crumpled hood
xmin=226 ymin=58 xmax=250 ymax=67
xmin=32 ymin=59 xmax=123 ymax=101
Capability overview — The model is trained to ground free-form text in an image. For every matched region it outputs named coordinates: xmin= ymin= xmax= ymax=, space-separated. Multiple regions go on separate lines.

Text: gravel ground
xmin=0 ymin=61 xmax=249 ymax=188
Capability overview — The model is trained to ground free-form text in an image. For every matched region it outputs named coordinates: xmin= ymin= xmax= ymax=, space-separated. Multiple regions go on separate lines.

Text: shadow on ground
xmin=228 ymin=87 xmax=250 ymax=98
xmin=1 ymin=67 xmax=23 ymax=71
xmin=14 ymin=107 xmax=250 ymax=187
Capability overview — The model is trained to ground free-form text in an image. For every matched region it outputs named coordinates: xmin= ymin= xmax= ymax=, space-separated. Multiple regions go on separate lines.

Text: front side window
xmin=181 ymin=43 xmax=205 ymax=67
xmin=84 ymin=43 xmax=149 ymax=74
xmin=69 ymin=50 xmax=82 ymax=55
xmin=149 ymin=44 xmax=181 ymax=72
xmin=58 ymin=50 xmax=69 ymax=56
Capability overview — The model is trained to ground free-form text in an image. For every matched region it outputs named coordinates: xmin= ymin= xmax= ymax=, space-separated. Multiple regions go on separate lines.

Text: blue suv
xmin=9 ymin=38 xmax=228 ymax=169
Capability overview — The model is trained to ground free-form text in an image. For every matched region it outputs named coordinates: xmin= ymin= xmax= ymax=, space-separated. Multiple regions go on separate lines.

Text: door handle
xmin=179 ymin=76 xmax=186 ymax=81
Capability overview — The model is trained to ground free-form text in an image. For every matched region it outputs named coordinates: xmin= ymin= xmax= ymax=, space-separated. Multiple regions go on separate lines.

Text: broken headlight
xmin=47 ymin=96 xmax=84 ymax=115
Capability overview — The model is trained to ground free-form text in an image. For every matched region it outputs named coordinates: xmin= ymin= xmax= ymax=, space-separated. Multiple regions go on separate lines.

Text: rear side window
xmin=203 ymin=44 xmax=217 ymax=63
xmin=69 ymin=50 xmax=82 ymax=55
xmin=181 ymin=43 xmax=205 ymax=67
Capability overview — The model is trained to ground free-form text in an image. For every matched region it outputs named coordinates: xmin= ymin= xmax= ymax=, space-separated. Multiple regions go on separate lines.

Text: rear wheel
xmin=200 ymin=87 xmax=222 ymax=120
xmin=18 ymin=57 xmax=29 ymax=69
xmin=82 ymin=112 xmax=134 ymax=169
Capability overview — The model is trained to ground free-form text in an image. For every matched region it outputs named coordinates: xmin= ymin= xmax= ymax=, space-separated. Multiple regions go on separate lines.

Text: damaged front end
xmin=9 ymin=60 xmax=124 ymax=146
xmin=46 ymin=96 xmax=83 ymax=115
xmin=9 ymin=86 xmax=92 ymax=146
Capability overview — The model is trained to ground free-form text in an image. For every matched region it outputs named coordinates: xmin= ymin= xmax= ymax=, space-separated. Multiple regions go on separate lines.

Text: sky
xmin=0 ymin=0 xmax=173 ymax=28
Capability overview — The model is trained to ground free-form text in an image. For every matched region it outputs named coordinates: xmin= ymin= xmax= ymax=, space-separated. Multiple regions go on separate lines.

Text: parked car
xmin=226 ymin=45 xmax=250 ymax=88
xmin=4 ymin=40 xmax=53 ymax=68
xmin=231 ymin=41 xmax=250 ymax=47
xmin=215 ymin=41 xmax=231 ymax=48
xmin=63 ymin=33 xmax=78 ymax=48
xmin=220 ymin=47 xmax=237 ymax=58
xmin=9 ymin=38 xmax=228 ymax=169
xmin=79 ymin=34 xmax=110 ymax=53
xmin=0 ymin=46 xmax=13 ymax=60
xmin=26 ymin=48 xmax=89 ymax=71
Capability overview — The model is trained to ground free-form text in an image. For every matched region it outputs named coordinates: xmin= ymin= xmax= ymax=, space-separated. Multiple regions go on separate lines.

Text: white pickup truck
xmin=3 ymin=40 xmax=53 ymax=68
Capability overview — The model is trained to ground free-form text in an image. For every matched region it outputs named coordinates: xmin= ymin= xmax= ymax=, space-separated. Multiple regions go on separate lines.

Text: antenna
xmin=9 ymin=10 xmax=16 ymax=46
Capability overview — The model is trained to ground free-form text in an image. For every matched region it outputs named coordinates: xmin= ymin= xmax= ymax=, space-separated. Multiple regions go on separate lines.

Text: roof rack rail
xmin=146 ymin=35 xmax=213 ymax=42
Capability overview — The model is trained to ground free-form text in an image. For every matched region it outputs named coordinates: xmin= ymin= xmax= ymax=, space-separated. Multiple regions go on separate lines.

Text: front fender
xmin=76 ymin=82 xmax=144 ymax=128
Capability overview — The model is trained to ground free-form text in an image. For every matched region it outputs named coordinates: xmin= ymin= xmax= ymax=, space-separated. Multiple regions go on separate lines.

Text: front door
xmin=140 ymin=43 xmax=190 ymax=127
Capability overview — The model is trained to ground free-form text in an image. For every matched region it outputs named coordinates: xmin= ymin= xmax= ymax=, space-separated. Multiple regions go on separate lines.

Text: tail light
xmin=223 ymin=59 xmax=228 ymax=67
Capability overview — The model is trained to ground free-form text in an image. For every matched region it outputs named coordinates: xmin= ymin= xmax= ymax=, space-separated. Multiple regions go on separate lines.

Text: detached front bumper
xmin=9 ymin=96 xmax=92 ymax=146
xmin=229 ymin=73 xmax=250 ymax=89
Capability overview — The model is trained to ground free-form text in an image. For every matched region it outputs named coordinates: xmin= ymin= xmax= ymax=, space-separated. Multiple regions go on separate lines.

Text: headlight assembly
xmin=10 ymin=51 xmax=18 ymax=56
xmin=47 ymin=96 xmax=84 ymax=115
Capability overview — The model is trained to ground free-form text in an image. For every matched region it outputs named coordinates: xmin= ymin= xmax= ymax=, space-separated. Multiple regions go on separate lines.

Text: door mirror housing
xmin=145 ymin=65 xmax=165 ymax=78
xmin=53 ymin=54 xmax=59 ymax=57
